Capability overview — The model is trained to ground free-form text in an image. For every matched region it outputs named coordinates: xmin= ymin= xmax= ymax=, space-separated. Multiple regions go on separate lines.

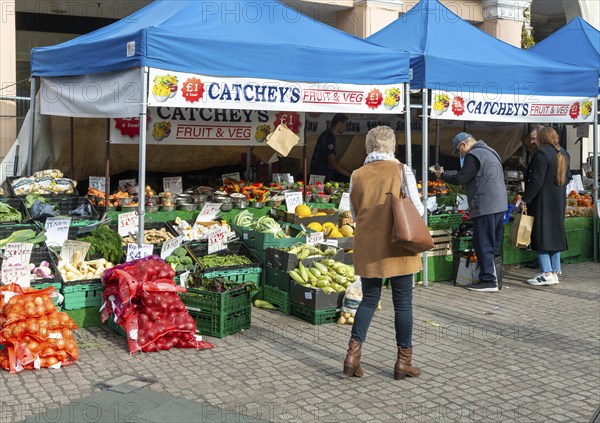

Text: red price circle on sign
xmin=182 ymin=78 xmax=204 ymax=103
xmin=365 ymin=89 xmax=383 ymax=110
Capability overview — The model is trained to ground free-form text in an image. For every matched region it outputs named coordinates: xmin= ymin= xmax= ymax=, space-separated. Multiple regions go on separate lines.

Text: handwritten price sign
xmin=309 ymin=175 xmax=325 ymax=185
xmin=118 ymin=211 xmax=139 ymax=237
xmin=208 ymin=225 xmax=228 ymax=254
xmin=284 ymin=192 xmax=303 ymax=214
xmin=119 ymin=179 xmax=136 ymax=189
xmin=89 ymin=176 xmax=107 ymax=191
xmin=60 ymin=240 xmax=91 ymax=264
xmin=1 ymin=264 xmax=30 ymax=287
xmin=222 ymin=172 xmax=241 ymax=183
xmin=160 ymin=236 xmax=183 ymax=259
xmin=126 ymin=243 xmax=153 ymax=262
xmin=2 ymin=243 xmax=34 ymax=268
xmin=306 ymin=231 xmax=324 ymax=247
xmin=163 ymin=177 xmax=183 ymax=195
xmin=196 ymin=203 xmax=222 ymax=223
xmin=338 ymin=193 xmax=351 ymax=212
xmin=44 ymin=217 xmax=71 ymax=248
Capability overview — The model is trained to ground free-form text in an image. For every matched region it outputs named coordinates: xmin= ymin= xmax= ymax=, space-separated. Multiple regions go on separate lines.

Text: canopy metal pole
xmin=405 ymin=84 xmax=412 ymax=169
xmin=105 ymin=119 xmax=111 ymax=216
xmin=70 ymin=117 xmax=74 ymax=179
xmin=137 ymin=67 xmax=149 ymax=247
xmin=27 ymin=78 xmax=36 ymax=176
xmin=435 ymin=119 xmax=440 ymax=164
xmin=593 ymin=102 xmax=598 ymax=261
xmin=422 ymin=89 xmax=429 ymax=287
xmin=303 ymin=126 xmax=308 ymax=202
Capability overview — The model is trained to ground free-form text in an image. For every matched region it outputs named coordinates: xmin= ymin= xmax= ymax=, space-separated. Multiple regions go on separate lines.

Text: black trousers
xmin=472 ymin=212 xmax=504 ymax=283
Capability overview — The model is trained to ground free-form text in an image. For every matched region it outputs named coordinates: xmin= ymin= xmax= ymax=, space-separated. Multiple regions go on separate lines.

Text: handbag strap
xmin=397 ymin=163 xmax=408 ymax=199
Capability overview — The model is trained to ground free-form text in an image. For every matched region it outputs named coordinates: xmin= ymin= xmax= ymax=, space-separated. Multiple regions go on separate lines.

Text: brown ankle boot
xmin=394 ymin=347 xmax=421 ymax=380
xmin=343 ymin=339 xmax=364 ymax=377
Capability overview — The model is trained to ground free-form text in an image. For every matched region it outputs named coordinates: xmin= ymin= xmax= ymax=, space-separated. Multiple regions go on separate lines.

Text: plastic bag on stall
xmin=342 ymin=277 xmax=362 ymax=317
xmin=69 ymin=203 xmax=93 ymax=217
xmin=30 ymin=200 xmax=58 ymax=220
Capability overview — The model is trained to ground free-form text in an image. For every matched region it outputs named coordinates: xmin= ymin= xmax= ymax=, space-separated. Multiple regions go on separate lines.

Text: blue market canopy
xmin=367 ymin=0 xmax=597 ymax=97
xmin=530 ymin=17 xmax=600 ymax=77
xmin=30 ymin=0 xmax=409 ymax=85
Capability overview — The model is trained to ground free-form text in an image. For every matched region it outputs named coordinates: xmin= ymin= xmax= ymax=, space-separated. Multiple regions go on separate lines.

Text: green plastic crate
xmin=263 ymin=285 xmax=291 ymax=315
xmin=415 ymin=254 xmax=454 ymax=282
xmin=61 ymin=282 xmax=103 ymax=310
xmin=190 ymin=309 xmax=251 ymax=338
xmin=427 ymin=213 xmax=463 ymax=230
xmin=563 ymin=229 xmax=594 ymax=260
xmin=290 ymin=303 xmax=340 ymax=325
xmin=31 ymin=281 xmax=62 ymax=306
xmin=564 ymin=217 xmax=593 ymax=230
xmin=179 ymin=286 xmax=251 ymax=315
xmin=264 ymin=265 xmax=290 ymax=293
xmin=65 ymin=307 xmax=101 ymax=328
xmin=105 ymin=316 xmax=127 ymax=337
xmin=202 ymin=266 xmax=262 ymax=285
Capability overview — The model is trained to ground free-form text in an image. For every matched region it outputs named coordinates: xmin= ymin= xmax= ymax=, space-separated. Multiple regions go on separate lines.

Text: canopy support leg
xmin=303 ymin=125 xmax=308 ymax=203
xmin=137 ymin=67 xmax=149 ymax=247
xmin=422 ymin=89 xmax=429 ymax=287
xmin=105 ymin=119 xmax=111 ymax=216
xmin=593 ymin=102 xmax=598 ymax=261
xmin=70 ymin=117 xmax=74 ymax=179
xmin=405 ymin=83 xmax=412 ymax=169
xmin=27 ymin=77 xmax=36 ymax=176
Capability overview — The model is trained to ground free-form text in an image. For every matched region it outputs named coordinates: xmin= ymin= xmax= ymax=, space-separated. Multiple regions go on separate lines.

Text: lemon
xmin=315 ymin=212 xmax=327 ymax=216
xmin=295 ymin=205 xmax=312 ymax=217
xmin=307 ymin=222 xmax=323 ymax=232
xmin=340 ymin=224 xmax=354 ymax=237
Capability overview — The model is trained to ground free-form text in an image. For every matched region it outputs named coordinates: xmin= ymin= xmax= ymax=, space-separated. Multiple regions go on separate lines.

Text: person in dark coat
xmin=521 ymin=127 xmax=570 ymax=286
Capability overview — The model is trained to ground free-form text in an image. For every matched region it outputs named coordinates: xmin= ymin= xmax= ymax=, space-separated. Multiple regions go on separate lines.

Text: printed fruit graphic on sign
xmin=152 ymin=121 xmax=172 ymax=141
xmin=581 ymin=100 xmax=593 ymax=119
xmin=255 ymin=124 xmax=271 ymax=143
xmin=152 ymin=75 xmax=178 ymax=102
xmin=383 ymin=88 xmax=401 ymax=110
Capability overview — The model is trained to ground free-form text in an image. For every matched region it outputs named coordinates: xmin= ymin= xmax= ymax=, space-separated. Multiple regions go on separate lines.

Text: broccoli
xmin=175 ymin=264 xmax=185 ymax=272
xmin=180 ymin=256 xmax=193 ymax=265
xmin=172 ymin=247 xmax=187 ymax=257
xmin=165 ymin=255 xmax=179 ymax=264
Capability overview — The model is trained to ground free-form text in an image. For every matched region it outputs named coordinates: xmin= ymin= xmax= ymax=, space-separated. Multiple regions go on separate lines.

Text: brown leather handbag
xmin=387 ymin=164 xmax=435 ymax=253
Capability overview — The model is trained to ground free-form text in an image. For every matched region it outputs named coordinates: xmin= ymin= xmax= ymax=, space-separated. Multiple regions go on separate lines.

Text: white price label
xmin=309 ymin=175 xmax=326 ymax=185
xmin=119 ymin=179 xmax=136 ymax=189
xmin=457 ymin=194 xmax=469 ymax=211
xmin=338 ymin=193 xmax=351 ymax=212
xmin=44 ymin=217 xmax=71 ymax=248
xmin=163 ymin=177 xmax=183 ymax=195
xmin=208 ymin=225 xmax=228 ymax=254
xmin=118 ymin=211 xmax=139 ymax=236
xmin=196 ymin=203 xmax=222 ymax=223
xmin=273 ymin=174 xmax=285 ymax=183
xmin=287 ymin=174 xmax=294 ymax=185
xmin=324 ymin=239 xmax=339 ymax=248
xmin=306 ymin=231 xmax=324 ymax=247
xmin=3 ymin=243 xmax=34 ymax=268
xmin=89 ymin=176 xmax=107 ymax=191
xmin=222 ymin=172 xmax=241 ymax=183
xmin=304 ymin=291 xmax=313 ymax=300
xmin=426 ymin=196 xmax=438 ymax=212
xmin=126 ymin=243 xmax=153 ymax=262
xmin=285 ymin=192 xmax=303 ymax=213
xmin=1 ymin=264 xmax=30 ymax=287
xmin=161 ymin=236 xmax=183 ymax=259
xmin=60 ymin=240 xmax=91 ymax=263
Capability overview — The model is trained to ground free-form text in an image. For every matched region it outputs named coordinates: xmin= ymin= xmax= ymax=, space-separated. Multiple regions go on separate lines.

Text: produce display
xmin=197 ymin=254 xmax=252 ymax=270
xmin=220 ymin=180 xmax=270 ymax=203
xmin=185 ymin=274 xmax=244 ymax=292
xmin=101 ymin=256 xmax=214 ymax=353
xmin=28 ymin=261 xmax=55 ymax=281
xmin=233 ymin=211 xmax=293 ymax=238
xmin=165 ymin=247 xmax=195 ymax=273
xmin=11 ymin=170 xmax=77 ymax=196
xmin=0 ymin=202 xmax=22 ymax=223
xmin=0 ymin=229 xmax=46 ymax=249
xmin=567 ymin=191 xmax=593 ymax=208
xmin=87 ymin=188 xmax=133 ymax=208
xmin=290 ymin=259 xmax=355 ymax=293
xmin=58 ymin=252 xmax=114 ymax=282
xmin=122 ymin=228 xmax=174 ymax=245
xmin=172 ymin=218 xmax=235 ymax=242
xmin=0 ymin=284 xmax=78 ymax=373
xmin=77 ymin=225 xmax=124 ymax=264
xmin=280 ymin=244 xmax=339 ymax=260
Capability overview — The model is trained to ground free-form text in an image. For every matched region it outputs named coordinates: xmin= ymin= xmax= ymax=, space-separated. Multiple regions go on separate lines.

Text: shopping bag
xmin=509 ymin=208 xmax=534 ymax=248
xmin=266 ymin=124 xmax=299 ymax=157
xmin=454 ymin=256 xmax=480 ymax=287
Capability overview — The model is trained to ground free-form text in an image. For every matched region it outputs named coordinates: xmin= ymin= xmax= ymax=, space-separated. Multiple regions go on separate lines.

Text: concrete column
xmin=337 ymin=0 xmax=404 ymax=38
xmin=0 ymin=0 xmax=17 ymax=161
xmin=481 ymin=0 xmax=531 ymax=47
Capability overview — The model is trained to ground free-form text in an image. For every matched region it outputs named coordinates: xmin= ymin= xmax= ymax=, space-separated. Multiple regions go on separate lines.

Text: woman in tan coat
xmin=343 ymin=126 xmax=424 ymax=380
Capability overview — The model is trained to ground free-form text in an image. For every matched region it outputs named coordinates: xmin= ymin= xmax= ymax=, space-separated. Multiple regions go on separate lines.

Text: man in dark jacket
xmin=435 ymin=133 xmax=507 ymax=292
xmin=310 ymin=114 xmax=351 ymax=182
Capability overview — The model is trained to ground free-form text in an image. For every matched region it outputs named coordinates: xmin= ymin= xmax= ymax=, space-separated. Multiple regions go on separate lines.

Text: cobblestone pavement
xmin=1 ymin=262 xmax=599 ymax=423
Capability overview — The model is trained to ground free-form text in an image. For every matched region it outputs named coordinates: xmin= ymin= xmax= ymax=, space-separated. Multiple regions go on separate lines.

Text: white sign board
xmin=3 ymin=243 xmax=34 ymax=268
xmin=457 ymin=194 xmax=469 ymax=210
xmin=285 ymin=192 xmax=303 ymax=214
xmin=222 ymin=172 xmax=241 ymax=183
xmin=119 ymin=179 xmax=136 ymax=189
xmin=60 ymin=240 xmax=91 ymax=264
xmin=118 ymin=211 xmax=139 ymax=236
xmin=196 ymin=203 xmax=222 ymax=223
xmin=309 ymin=175 xmax=325 ymax=185
xmin=208 ymin=225 xmax=228 ymax=254
xmin=126 ymin=244 xmax=153 ymax=262
xmin=1 ymin=264 xmax=30 ymax=287
xmin=160 ymin=236 xmax=183 ymax=259
xmin=89 ymin=176 xmax=107 ymax=191
xmin=44 ymin=217 xmax=71 ymax=248
xmin=306 ymin=231 xmax=325 ymax=247
xmin=338 ymin=193 xmax=351 ymax=212
xmin=163 ymin=177 xmax=183 ymax=195
xmin=426 ymin=196 xmax=438 ymax=213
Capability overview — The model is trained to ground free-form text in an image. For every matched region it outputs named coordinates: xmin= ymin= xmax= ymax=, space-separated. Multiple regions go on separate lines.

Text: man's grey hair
xmin=365 ymin=126 xmax=396 ymax=155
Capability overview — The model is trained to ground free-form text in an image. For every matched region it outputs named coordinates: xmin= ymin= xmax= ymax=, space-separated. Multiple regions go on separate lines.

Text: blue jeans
xmin=536 ymin=251 xmax=561 ymax=274
xmin=351 ymin=274 xmax=414 ymax=348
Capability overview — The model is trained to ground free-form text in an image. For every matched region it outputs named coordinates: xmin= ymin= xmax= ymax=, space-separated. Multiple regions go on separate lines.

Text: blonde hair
xmin=365 ymin=126 xmax=396 ymax=155
xmin=538 ymin=127 xmax=567 ymax=186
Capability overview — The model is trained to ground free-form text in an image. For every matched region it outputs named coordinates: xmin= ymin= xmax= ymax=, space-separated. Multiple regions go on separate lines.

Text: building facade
xmin=0 ymin=0 xmax=598 ymax=161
